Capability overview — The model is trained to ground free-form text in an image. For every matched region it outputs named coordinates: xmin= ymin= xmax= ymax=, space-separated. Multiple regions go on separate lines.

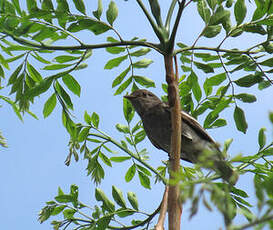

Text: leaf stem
xmin=9 ymin=35 xmax=163 ymax=53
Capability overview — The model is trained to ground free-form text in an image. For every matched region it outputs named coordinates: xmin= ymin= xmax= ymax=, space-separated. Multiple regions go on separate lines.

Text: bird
xmin=124 ymin=89 xmax=237 ymax=184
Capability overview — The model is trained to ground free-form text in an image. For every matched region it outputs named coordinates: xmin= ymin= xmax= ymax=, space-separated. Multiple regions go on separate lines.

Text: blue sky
xmin=1 ymin=1 xmax=273 ymax=229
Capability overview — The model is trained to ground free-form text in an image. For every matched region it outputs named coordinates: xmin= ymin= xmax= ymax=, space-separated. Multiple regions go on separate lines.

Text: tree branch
xmin=174 ymin=46 xmax=257 ymax=55
xmin=9 ymin=35 xmax=163 ymax=54
xmin=236 ymin=214 xmax=273 ymax=230
xmin=164 ymin=55 xmax=182 ymax=230
xmin=155 ymin=186 xmax=169 ymax=230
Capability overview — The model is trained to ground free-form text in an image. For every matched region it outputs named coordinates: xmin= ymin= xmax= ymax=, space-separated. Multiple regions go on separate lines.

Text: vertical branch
xmin=164 ymin=55 xmax=182 ymax=230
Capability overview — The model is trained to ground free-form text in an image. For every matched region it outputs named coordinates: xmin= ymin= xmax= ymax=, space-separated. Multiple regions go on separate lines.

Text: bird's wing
xmin=148 ymin=135 xmax=165 ymax=150
xmin=162 ymin=102 xmax=216 ymax=144
xmin=181 ymin=111 xmax=216 ymax=144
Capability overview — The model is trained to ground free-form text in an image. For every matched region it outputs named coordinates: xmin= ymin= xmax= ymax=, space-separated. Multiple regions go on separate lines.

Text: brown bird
xmin=124 ymin=89 xmax=237 ymax=183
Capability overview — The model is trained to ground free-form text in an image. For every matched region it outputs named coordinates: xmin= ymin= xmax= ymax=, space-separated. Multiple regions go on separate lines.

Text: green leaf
xmin=97 ymin=216 xmax=112 ymax=230
xmin=93 ymin=0 xmax=103 ymax=20
xmin=194 ymin=61 xmax=214 ymax=73
xmin=269 ymin=112 xmax=273 ymax=124
xmin=43 ymin=64 xmax=72 ymax=70
xmin=136 ymin=164 xmax=152 ymax=176
xmin=106 ymin=46 xmax=125 ymax=54
xmin=127 ymin=192 xmax=138 ymax=210
xmin=258 ymin=127 xmax=266 ymax=149
xmin=104 ymin=55 xmax=128 ymax=70
xmin=8 ymin=63 xmax=23 ymax=85
xmin=207 ymin=0 xmax=217 ymax=10
xmin=138 ymin=171 xmax=151 ymax=189
xmin=123 ymin=96 xmax=135 ymax=123
xmin=25 ymin=77 xmax=53 ymax=99
xmin=202 ymin=25 xmax=221 ymax=38
xmin=234 ymin=74 xmax=263 ymax=87
xmin=197 ymin=0 xmax=211 ymax=23
xmin=72 ymin=0 xmax=86 ymax=15
xmin=42 ymin=0 xmax=54 ymax=11
xmin=84 ymin=111 xmax=91 ymax=124
xmin=78 ymin=127 xmax=90 ymax=142
xmin=233 ymin=196 xmax=252 ymax=207
xmin=112 ymin=186 xmax=126 ymax=208
xmin=27 ymin=63 xmax=42 ymax=82
xmin=0 ymin=65 xmax=4 ymax=79
xmin=206 ymin=73 xmax=226 ymax=85
xmin=242 ymin=24 xmax=266 ymax=35
xmin=259 ymin=58 xmax=273 ymax=67
xmin=31 ymin=52 xmax=51 ymax=64
xmin=110 ymin=156 xmax=131 ymax=162
xmin=43 ymin=93 xmax=57 ymax=118
xmin=203 ymin=73 xmax=226 ymax=96
xmin=132 ymin=58 xmax=153 ymax=68
xmin=54 ymin=55 xmax=79 ymax=63
xmin=27 ymin=0 xmax=38 ymax=12
xmin=209 ymin=6 xmax=230 ymax=25
xmin=55 ymin=82 xmax=73 ymax=110
xmin=95 ymin=188 xmax=115 ymax=212
xmin=134 ymin=130 xmax=146 ymax=144
xmin=231 ymin=187 xmax=248 ymax=198
xmin=133 ymin=75 xmax=155 ymax=88
xmin=114 ymin=77 xmax=132 ymax=95
xmin=234 ymin=93 xmax=257 ymax=103
xmin=208 ymin=118 xmax=227 ymax=128
xmin=234 ymin=0 xmax=246 ymax=25
xmin=55 ymin=194 xmax=74 ymax=203
xmin=106 ymin=1 xmax=118 ymax=26
xmin=99 ymin=152 xmax=112 ymax=167
xmin=56 ymin=0 xmax=69 ymax=13
xmin=130 ymin=48 xmax=151 ymax=57
xmin=67 ymin=19 xmax=111 ymax=35
xmin=91 ymin=112 xmax=100 ymax=128
xmin=211 ymin=97 xmax=232 ymax=117
xmin=115 ymin=124 xmax=130 ymax=133
xmin=11 ymin=0 xmax=22 ymax=15
xmin=189 ymin=71 xmax=202 ymax=102
xmin=112 ymin=67 xmax=130 ymax=88
xmin=252 ymin=7 xmax=266 ymax=21
xmin=125 ymin=164 xmax=136 ymax=182
xmin=62 ymin=74 xmax=81 ymax=97
xmin=234 ymin=106 xmax=248 ymax=133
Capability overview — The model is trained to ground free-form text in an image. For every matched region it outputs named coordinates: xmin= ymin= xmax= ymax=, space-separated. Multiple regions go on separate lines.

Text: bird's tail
xmin=197 ymin=148 xmax=238 ymax=185
xmin=214 ymin=160 xmax=238 ymax=185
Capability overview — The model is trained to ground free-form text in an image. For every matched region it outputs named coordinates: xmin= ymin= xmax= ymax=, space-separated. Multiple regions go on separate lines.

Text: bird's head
xmin=124 ymin=89 xmax=162 ymax=116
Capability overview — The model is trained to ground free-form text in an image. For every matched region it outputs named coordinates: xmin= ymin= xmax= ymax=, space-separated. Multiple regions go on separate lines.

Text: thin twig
xmin=236 ymin=214 xmax=273 ymax=230
xmin=9 ymin=35 xmax=162 ymax=53
xmin=174 ymin=46 xmax=256 ymax=55
xmin=216 ymin=51 xmax=235 ymax=98
xmin=247 ymin=54 xmax=273 ymax=85
xmin=155 ymin=186 xmax=169 ymax=230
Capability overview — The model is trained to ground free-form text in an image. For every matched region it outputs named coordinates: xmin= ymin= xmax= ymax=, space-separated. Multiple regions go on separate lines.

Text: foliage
xmin=1 ymin=0 xmax=273 ymax=229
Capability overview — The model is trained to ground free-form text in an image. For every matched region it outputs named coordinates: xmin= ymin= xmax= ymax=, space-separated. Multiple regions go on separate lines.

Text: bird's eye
xmin=142 ymin=92 xmax=147 ymax=97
